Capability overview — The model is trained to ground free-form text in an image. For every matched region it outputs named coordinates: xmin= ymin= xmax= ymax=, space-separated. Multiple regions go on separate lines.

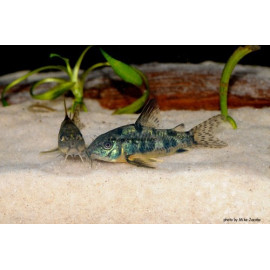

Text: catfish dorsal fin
xmin=64 ymin=98 xmax=67 ymax=116
xmin=63 ymin=98 xmax=69 ymax=119
xmin=135 ymin=99 xmax=160 ymax=128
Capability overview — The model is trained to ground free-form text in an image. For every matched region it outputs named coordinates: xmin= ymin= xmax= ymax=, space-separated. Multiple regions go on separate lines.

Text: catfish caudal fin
xmin=189 ymin=114 xmax=227 ymax=148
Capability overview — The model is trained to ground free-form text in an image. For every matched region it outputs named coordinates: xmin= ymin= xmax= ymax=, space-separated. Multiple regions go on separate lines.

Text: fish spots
xmin=135 ymin=124 xmax=143 ymax=132
xmin=139 ymin=139 xmax=155 ymax=153
xmin=162 ymin=137 xmax=178 ymax=152
xmin=146 ymin=139 xmax=156 ymax=152
xmin=176 ymin=148 xmax=187 ymax=153
xmin=139 ymin=140 xmax=146 ymax=153
xmin=167 ymin=130 xmax=177 ymax=137
xmin=190 ymin=114 xmax=227 ymax=148
xmin=124 ymin=140 xmax=138 ymax=155
xmin=116 ymin=127 xmax=123 ymax=135
xmin=170 ymin=138 xmax=178 ymax=147
xmin=163 ymin=138 xmax=171 ymax=152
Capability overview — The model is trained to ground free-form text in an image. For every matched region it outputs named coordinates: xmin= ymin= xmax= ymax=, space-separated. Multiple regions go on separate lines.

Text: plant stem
xmin=220 ymin=45 xmax=260 ymax=129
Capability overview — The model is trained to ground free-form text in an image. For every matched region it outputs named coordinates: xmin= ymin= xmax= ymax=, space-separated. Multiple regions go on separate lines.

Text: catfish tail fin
xmin=189 ymin=114 xmax=227 ymax=148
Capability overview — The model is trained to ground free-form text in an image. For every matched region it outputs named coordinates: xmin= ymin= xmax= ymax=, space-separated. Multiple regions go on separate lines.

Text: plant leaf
xmin=113 ymin=64 xmax=150 ymax=114
xmin=30 ymin=80 xmax=75 ymax=100
xmin=219 ymin=45 xmax=260 ymax=129
xmin=50 ymin=53 xmax=73 ymax=78
xmin=73 ymin=46 xmax=93 ymax=82
xmin=226 ymin=115 xmax=237 ymax=130
xmin=131 ymin=65 xmax=149 ymax=89
xmin=71 ymin=99 xmax=88 ymax=113
xmin=1 ymin=65 xmax=67 ymax=106
xmin=113 ymin=90 xmax=149 ymax=114
xmin=100 ymin=48 xmax=143 ymax=87
xmin=80 ymin=62 xmax=110 ymax=85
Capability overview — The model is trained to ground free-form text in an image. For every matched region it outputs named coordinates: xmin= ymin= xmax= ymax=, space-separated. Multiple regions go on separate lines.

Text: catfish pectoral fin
xmin=40 ymin=147 xmax=59 ymax=154
xmin=125 ymin=154 xmax=157 ymax=168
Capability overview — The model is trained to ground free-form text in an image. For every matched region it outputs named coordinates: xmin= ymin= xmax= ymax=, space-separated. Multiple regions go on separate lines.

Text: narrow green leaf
xmin=131 ymin=65 xmax=149 ymax=89
xmin=50 ymin=53 xmax=73 ymax=78
xmin=30 ymin=80 xmax=75 ymax=100
xmin=1 ymin=65 xmax=67 ymax=106
xmin=30 ymin=77 xmax=67 ymax=94
xmin=226 ymin=116 xmax=237 ymax=130
xmin=100 ymin=48 xmax=143 ymax=87
xmin=219 ymin=45 xmax=260 ymax=129
xmin=80 ymin=62 xmax=110 ymax=85
xmin=73 ymin=46 xmax=93 ymax=82
xmin=2 ymin=98 xmax=8 ymax=106
xmin=113 ymin=90 xmax=149 ymax=114
xmin=113 ymin=64 xmax=150 ymax=114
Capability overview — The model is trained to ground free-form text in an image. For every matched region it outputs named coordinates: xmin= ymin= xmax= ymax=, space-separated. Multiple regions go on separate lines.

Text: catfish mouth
xmin=67 ymin=148 xmax=82 ymax=155
xmin=60 ymin=145 xmax=86 ymax=157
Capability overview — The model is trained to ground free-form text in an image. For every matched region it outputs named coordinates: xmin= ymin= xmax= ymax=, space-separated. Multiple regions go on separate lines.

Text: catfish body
xmin=41 ymin=100 xmax=86 ymax=162
xmin=58 ymin=112 xmax=86 ymax=161
xmin=86 ymin=99 xmax=227 ymax=168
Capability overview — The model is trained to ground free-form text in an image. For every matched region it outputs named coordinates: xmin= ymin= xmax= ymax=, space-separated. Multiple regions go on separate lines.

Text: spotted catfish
xmin=86 ymin=99 xmax=227 ymax=168
xmin=41 ymin=99 xmax=86 ymax=162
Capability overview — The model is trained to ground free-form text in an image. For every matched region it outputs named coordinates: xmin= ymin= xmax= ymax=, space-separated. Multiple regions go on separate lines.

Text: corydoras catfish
xmin=41 ymin=99 xmax=86 ymax=162
xmin=86 ymin=99 xmax=227 ymax=168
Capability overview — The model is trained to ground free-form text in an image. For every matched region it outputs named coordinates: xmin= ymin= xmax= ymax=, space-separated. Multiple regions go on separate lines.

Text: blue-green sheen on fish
xmin=86 ymin=99 xmax=227 ymax=168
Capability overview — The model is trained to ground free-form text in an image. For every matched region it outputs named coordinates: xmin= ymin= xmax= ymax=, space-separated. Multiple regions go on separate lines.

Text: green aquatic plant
xmin=100 ymin=49 xmax=149 ymax=114
xmin=219 ymin=45 xmax=260 ymax=129
xmin=1 ymin=46 xmax=149 ymax=114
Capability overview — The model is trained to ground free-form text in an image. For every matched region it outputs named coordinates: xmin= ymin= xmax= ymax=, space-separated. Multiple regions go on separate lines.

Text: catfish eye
xmin=103 ymin=141 xmax=112 ymax=150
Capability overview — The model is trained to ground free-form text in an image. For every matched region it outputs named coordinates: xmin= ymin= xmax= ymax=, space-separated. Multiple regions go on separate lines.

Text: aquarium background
xmin=0 ymin=45 xmax=269 ymax=76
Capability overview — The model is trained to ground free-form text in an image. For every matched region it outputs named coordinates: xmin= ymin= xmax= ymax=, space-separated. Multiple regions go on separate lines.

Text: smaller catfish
xmin=41 ymin=99 xmax=86 ymax=162
xmin=86 ymin=99 xmax=228 ymax=168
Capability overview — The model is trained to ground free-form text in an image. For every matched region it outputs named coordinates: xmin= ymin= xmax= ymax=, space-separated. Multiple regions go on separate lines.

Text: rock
xmin=1 ymin=62 xmax=270 ymax=110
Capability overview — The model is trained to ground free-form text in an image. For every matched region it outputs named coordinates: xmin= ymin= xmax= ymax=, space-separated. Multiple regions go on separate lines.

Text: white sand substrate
xmin=0 ymin=99 xmax=270 ymax=223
